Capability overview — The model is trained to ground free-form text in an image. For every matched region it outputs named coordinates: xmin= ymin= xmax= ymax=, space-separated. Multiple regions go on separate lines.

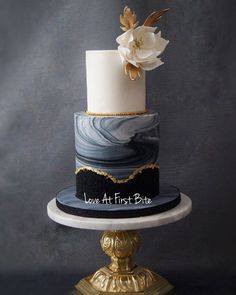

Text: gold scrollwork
xmin=75 ymin=230 xmax=174 ymax=294
xmin=88 ymin=231 xmax=158 ymax=292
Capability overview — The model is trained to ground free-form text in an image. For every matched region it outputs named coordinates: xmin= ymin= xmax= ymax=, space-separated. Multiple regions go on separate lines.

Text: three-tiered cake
xmin=56 ymin=6 xmax=181 ymax=218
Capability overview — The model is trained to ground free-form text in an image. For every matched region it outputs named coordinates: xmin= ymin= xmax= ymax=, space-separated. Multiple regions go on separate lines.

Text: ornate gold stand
xmin=75 ymin=230 xmax=174 ymax=294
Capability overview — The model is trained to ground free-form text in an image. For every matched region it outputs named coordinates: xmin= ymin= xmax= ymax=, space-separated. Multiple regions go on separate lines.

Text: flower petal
xmin=155 ymin=31 xmax=169 ymax=54
xmin=142 ymin=32 xmax=156 ymax=49
xmin=135 ymin=48 xmax=157 ymax=60
xmin=127 ymin=58 xmax=138 ymax=67
xmin=140 ymin=58 xmax=164 ymax=70
xmin=139 ymin=25 xmax=157 ymax=34
xmin=118 ymin=45 xmax=131 ymax=63
xmin=116 ymin=29 xmax=134 ymax=46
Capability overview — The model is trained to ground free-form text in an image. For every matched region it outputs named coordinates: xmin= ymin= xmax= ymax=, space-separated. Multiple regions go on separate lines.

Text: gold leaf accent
xmin=86 ymin=110 xmax=147 ymax=116
xmin=125 ymin=63 xmax=141 ymax=81
xmin=75 ymin=164 xmax=160 ymax=184
xmin=143 ymin=8 xmax=170 ymax=27
xmin=120 ymin=6 xmax=139 ymax=32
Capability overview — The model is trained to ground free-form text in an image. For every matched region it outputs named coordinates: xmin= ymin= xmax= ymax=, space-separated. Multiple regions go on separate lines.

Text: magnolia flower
xmin=116 ymin=25 xmax=169 ymax=71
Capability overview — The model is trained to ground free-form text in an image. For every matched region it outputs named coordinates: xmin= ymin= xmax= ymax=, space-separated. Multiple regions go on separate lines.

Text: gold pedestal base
xmin=75 ymin=231 xmax=174 ymax=295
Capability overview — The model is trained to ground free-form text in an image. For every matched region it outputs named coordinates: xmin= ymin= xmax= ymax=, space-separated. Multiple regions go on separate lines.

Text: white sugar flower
xmin=116 ymin=25 xmax=169 ymax=71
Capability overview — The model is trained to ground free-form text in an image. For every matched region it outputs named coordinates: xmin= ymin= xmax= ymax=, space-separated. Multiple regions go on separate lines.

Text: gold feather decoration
xmin=120 ymin=6 xmax=139 ymax=32
xmin=143 ymin=8 xmax=170 ymax=27
xmin=125 ymin=63 xmax=141 ymax=81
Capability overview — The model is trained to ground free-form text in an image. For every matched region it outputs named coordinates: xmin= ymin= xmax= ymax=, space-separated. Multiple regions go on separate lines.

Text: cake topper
xmin=116 ymin=6 xmax=169 ymax=80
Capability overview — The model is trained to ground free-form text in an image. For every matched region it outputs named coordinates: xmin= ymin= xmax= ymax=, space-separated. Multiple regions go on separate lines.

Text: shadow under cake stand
xmin=47 ymin=193 xmax=192 ymax=295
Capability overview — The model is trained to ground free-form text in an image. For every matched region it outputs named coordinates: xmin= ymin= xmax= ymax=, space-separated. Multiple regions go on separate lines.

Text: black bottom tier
xmin=76 ymin=166 xmax=160 ymax=201
xmin=56 ymin=184 xmax=181 ymax=218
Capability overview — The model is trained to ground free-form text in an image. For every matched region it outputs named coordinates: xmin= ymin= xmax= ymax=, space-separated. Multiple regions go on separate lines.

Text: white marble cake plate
xmin=47 ymin=193 xmax=191 ymax=231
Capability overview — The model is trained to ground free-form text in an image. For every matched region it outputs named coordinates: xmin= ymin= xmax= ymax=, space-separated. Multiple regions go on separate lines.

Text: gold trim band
xmin=75 ymin=164 xmax=159 ymax=184
xmin=86 ymin=110 xmax=147 ymax=116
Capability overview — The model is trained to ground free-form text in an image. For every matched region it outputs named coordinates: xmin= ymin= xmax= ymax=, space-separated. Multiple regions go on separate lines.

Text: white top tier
xmin=86 ymin=50 xmax=146 ymax=114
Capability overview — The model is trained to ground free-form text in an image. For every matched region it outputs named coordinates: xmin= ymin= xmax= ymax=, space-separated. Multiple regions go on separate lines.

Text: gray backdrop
xmin=0 ymin=0 xmax=236 ymax=294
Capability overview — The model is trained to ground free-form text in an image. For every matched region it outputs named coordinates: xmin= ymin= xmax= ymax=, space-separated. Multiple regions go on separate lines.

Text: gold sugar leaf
xmin=75 ymin=164 xmax=159 ymax=183
xmin=143 ymin=8 xmax=169 ymax=27
xmin=120 ymin=6 xmax=139 ymax=32
xmin=125 ymin=63 xmax=141 ymax=81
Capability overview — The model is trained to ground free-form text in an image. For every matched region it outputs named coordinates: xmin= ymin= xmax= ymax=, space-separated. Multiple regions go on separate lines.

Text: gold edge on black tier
xmin=75 ymin=164 xmax=160 ymax=184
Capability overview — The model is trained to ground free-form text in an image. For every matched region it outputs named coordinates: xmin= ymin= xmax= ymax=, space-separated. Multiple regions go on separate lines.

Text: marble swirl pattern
xmin=74 ymin=112 xmax=159 ymax=178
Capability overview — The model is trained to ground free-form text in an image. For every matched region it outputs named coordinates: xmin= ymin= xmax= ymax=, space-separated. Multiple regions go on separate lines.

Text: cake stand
xmin=47 ymin=193 xmax=192 ymax=295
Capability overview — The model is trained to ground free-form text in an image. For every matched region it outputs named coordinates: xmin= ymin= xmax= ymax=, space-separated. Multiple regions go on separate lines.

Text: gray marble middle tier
xmin=74 ymin=112 xmax=159 ymax=178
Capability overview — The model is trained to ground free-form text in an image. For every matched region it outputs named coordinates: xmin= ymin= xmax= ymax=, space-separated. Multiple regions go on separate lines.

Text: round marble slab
xmin=47 ymin=193 xmax=192 ymax=231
